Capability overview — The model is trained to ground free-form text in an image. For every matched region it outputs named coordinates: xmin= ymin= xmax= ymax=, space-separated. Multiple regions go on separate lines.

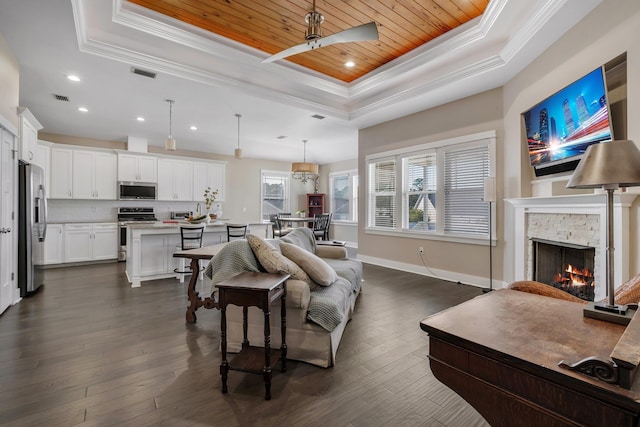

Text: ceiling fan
xmin=261 ymin=0 xmax=379 ymax=64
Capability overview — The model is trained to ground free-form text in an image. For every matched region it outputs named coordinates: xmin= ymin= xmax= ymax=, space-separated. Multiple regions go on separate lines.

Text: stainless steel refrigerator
xmin=18 ymin=162 xmax=47 ymax=297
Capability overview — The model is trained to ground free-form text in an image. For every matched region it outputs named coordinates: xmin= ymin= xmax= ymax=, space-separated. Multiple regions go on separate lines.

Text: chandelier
xmin=291 ymin=139 xmax=318 ymax=183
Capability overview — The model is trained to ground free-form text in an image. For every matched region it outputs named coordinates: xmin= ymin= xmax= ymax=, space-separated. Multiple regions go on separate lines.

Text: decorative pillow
xmin=279 ymin=242 xmax=337 ymax=287
xmin=246 ymin=234 xmax=311 ymax=284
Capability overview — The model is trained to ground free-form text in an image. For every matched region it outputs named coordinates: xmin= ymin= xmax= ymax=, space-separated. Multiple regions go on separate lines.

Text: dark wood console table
xmin=217 ymin=272 xmax=289 ymax=400
xmin=420 ymin=289 xmax=640 ymax=427
xmin=173 ymin=243 xmax=227 ymax=323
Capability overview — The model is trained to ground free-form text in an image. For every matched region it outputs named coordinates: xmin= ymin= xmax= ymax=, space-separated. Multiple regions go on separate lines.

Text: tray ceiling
xmin=129 ymin=0 xmax=489 ymax=82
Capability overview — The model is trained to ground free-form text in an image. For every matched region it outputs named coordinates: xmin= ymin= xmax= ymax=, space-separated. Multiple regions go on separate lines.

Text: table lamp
xmin=567 ymin=140 xmax=640 ymax=324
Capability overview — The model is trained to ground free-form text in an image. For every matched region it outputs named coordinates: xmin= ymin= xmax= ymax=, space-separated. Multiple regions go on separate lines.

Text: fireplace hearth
xmin=532 ymin=238 xmax=595 ymax=301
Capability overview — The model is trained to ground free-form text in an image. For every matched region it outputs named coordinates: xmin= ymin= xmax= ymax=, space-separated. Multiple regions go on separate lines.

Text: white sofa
xmin=205 ymin=228 xmax=362 ymax=367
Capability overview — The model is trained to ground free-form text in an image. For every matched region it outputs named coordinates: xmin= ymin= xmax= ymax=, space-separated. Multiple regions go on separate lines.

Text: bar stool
xmin=227 ymin=224 xmax=248 ymax=242
xmin=174 ymin=224 xmax=205 ymax=283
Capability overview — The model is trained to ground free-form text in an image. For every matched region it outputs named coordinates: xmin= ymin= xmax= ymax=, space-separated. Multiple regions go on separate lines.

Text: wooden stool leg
xmin=220 ymin=305 xmax=229 ymax=393
xmin=263 ymin=308 xmax=272 ymax=400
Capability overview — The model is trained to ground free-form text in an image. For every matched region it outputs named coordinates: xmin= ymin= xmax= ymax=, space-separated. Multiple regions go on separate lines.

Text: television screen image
xmin=523 ymin=66 xmax=613 ymax=172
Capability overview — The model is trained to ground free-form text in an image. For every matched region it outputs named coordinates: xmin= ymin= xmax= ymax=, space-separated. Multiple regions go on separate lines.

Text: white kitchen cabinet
xmin=139 ymin=235 xmax=174 ymax=276
xmin=118 ymin=154 xmax=157 ymax=182
xmin=50 ymin=147 xmax=73 ymax=199
xmin=192 ymin=161 xmax=225 ymax=202
xmin=64 ymin=223 xmax=118 ymax=263
xmin=157 ymin=158 xmax=193 ymax=201
xmin=92 ymin=223 xmax=118 ymax=260
xmin=17 ymin=107 xmax=43 ymax=163
xmin=72 ymin=150 xmax=117 ymax=199
xmin=64 ymin=224 xmax=93 ymax=263
xmin=43 ymin=223 xmax=64 ymax=264
xmin=35 ymin=142 xmax=51 ymax=192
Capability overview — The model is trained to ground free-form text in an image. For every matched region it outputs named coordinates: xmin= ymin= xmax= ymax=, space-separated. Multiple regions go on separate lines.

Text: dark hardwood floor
xmin=0 ymin=262 xmax=489 ymax=426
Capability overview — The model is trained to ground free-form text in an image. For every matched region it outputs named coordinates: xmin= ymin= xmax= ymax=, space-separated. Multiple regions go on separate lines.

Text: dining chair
xmin=227 ymin=224 xmax=248 ymax=242
xmin=174 ymin=224 xmax=205 ymax=283
xmin=312 ymin=213 xmax=331 ymax=240
xmin=272 ymin=215 xmax=292 ymax=238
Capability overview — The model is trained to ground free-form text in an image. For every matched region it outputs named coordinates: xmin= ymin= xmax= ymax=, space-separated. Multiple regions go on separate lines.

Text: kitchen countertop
xmin=126 ymin=220 xmax=267 ymax=229
xmin=48 ymin=220 xmax=117 ymax=224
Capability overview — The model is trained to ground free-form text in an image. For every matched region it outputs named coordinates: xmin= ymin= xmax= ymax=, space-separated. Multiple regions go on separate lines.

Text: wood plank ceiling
xmin=128 ymin=0 xmax=490 ymax=83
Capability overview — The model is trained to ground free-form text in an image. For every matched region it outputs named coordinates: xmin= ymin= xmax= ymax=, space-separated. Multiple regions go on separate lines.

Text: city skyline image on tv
xmin=524 ymin=66 xmax=612 ymax=167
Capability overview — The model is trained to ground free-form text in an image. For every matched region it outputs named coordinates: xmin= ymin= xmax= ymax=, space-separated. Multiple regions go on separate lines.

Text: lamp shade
xmin=483 ymin=176 xmax=496 ymax=202
xmin=165 ymin=136 xmax=176 ymax=151
xmin=567 ymin=140 xmax=640 ymax=189
xmin=234 ymin=147 xmax=243 ymax=159
xmin=291 ymin=162 xmax=319 ymax=174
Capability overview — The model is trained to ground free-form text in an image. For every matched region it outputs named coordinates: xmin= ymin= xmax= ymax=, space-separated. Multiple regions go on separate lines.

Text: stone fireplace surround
xmin=507 ymin=193 xmax=637 ymax=302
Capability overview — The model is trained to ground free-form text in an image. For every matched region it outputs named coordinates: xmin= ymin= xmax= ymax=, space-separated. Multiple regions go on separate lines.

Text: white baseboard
xmin=356 ymin=254 xmax=507 ymax=290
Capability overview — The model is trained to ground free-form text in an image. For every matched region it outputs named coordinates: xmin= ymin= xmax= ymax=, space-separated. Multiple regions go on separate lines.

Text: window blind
xmin=444 ymin=146 xmax=489 ymax=235
xmin=369 ymin=159 xmax=396 ymax=228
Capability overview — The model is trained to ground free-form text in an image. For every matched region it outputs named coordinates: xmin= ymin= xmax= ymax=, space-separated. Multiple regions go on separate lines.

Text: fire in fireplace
xmin=532 ymin=239 xmax=595 ymax=301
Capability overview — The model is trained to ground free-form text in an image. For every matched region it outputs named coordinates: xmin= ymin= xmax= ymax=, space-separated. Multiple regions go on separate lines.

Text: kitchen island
xmin=125 ymin=221 xmax=269 ymax=287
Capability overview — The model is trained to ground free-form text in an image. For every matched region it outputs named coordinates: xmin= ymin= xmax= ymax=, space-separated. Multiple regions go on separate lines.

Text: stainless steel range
xmin=117 ymin=207 xmax=158 ymax=261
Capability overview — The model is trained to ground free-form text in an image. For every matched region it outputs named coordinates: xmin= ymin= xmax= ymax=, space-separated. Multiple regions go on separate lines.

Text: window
xmin=329 ymin=170 xmax=358 ymax=222
xmin=366 ymin=131 xmax=495 ymax=241
xmin=404 ymin=153 xmax=436 ymax=231
xmin=368 ymin=159 xmax=396 ymax=228
xmin=261 ymin=170 xmax=290 ymax=221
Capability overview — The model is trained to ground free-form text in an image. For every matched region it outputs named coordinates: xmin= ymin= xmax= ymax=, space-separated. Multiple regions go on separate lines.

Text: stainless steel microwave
xmin=118 ymin=182 xmax=157 ymax=200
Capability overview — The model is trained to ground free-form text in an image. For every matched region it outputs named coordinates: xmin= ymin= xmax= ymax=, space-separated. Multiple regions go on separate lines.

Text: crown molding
xmin=72 ymin=0 xmax=604 ymax=126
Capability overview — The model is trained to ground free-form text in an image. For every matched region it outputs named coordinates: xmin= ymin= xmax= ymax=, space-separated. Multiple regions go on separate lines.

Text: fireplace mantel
xmin=506 ymin=193 xmax=637 ymax=302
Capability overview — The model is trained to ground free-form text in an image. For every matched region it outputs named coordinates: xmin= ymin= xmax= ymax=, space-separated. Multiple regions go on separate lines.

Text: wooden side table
xmin=216 ymin=272 xmax=289 ymax=400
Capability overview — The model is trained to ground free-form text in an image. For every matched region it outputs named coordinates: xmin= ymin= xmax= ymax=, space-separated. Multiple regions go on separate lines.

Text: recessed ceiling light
xmin=67 ymin=75 xmax=81 ymax=82
xmin=345 ymin=61 xmax=355 ymax=68
xmin=190 ymin=125 xmax=197 ymax=131
xmin=136 ymin=117 xmax=145 ymax=122
xmin=78 ymin=107 xmax=88 ymax=112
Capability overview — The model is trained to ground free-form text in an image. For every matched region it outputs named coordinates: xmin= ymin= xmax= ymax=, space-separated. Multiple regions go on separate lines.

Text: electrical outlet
xmin=418 ymin=246 xmax=424 ymax=254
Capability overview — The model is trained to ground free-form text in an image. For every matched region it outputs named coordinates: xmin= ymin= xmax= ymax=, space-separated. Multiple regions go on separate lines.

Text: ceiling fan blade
xmin=321 ymin=22 xmax=378 ymax=45
xmin=262 ymin=22 xmax=378 ymax=64
xmin=261 ymin=41 xmax=315 ymax=63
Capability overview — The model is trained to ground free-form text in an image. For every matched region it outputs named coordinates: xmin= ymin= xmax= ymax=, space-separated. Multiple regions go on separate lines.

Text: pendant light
xmin=165 ymin=99 xmax=176 ymax=151
xmin=292 ymin=139 xmax=318 ymax=182
xmin=234 ymin=113 xmax=243 ymax=159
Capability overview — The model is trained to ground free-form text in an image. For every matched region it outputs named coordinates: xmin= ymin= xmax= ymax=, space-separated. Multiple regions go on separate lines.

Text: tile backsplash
xmin=47 ymin=199 xmax=220 ymax=223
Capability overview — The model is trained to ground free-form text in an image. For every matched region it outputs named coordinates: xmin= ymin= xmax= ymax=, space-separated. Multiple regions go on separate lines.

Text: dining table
xmin=279 ymin=217 xmax=316 ymax=227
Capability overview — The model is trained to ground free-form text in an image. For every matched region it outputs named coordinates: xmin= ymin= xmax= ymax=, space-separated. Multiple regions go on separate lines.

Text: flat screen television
xmin=523 ymin=66 xmax=613 ymax=177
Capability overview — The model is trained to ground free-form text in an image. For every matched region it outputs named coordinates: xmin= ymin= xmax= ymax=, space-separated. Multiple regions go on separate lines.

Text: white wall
xmin=502 ymin=0 xmax=640 ymax=282
xmin=354 ymin=0 xmax=640 ymax=287
xmin=358 ymin=88 xmax=504 ymax=286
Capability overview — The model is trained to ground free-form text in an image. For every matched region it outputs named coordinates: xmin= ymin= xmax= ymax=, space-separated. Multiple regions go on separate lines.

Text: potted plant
xmin=296 ymin=209 xmax=306 ymax=218
xmin=204 ymin=187 xmax=219 ymax=219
